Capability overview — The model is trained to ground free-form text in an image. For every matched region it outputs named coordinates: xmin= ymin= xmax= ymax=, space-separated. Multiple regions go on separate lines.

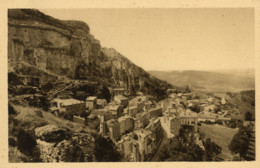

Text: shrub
xmin=8 ymin=137 xmax=16 ymax=147
xmin=228 ymin=126 xmax=251 ymax=158
xmin=8 ymin=104 xmax=16 ymax=115
xmin=245 ymin=111 xmax=253 ymax=121
xmin=189 ymin=105 xmax=201 ymax=113
xmin=94 ymin=135 xmax=122 ymax=161
xmin=61 ymin=141 xmax=85 ymax=162
xmin=34 ymin=110 xmax=43 ymax=118
xmin=16 ymin=129 xmax=37 ymax=156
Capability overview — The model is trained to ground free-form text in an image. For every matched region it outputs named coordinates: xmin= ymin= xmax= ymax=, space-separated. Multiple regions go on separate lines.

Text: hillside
xmin=199 ymin=124 xmax=238 ymax=160
xmin=8 ymin=9 xmax=172 ymax=100
xmin=149 ymin=70 xmax=255 ymax=93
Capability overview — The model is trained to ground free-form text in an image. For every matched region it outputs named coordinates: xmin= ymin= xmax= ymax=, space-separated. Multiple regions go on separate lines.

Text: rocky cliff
xmin=8 ymin=9 xmax=172 ymax=99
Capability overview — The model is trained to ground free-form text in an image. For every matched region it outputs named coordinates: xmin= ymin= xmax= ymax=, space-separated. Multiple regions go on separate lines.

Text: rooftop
xmin=108 ymin=105 xmax=120 ymax=111
xmin=149 ymin=107 xmax=162 ymax=112
xmin=52 ymin=98 xmax=84 ymax=106
xmin=118 ymin=115 xmax=133 ymax=122
xmin=88 ymin=114 xmax=96 ymax=119
xmin=93 ymin=109 xmax=109 ymax=115
xmin=180 ymin=110 xmax=198 ymax=118
xmin=129 ymin=106 xmax=138 ymax=110
xmin=112 ymin=88 xmax=125 ymax=91
xmin=50 ymin=106 xmax=59 ymax=111
xmin=97 ymin=99 xmax=107 ymax=104
xmin=198 ymin=113 xmax=217 ymax=119
xmin=115 ymin=95 xmax=128 ymax=100
xmin=106 ymin=119 xmax=119 ymax=126
xmin=73 ymin=115 xmax=85 ymax=120
xmin=86 ymin=96 xmax=97 ymax=101
xmin=134 ymin=129 xmax=152 ymax=138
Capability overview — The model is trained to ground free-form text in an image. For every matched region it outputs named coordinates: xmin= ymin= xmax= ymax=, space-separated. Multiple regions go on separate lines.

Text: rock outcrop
xmin=35 ymin=125 xmax=95 ymax=162
xmin=8 ymin=9 xmax=172 ymax=100
xmin=35 ymin=125 xmax=71 ymax=142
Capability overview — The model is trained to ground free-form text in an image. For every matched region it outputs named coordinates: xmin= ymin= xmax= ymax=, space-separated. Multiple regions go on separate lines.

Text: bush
xmin=8 ymin=104 xmax=16 ymax=115
xmin=41 ymin=82 xmax=54 ymax=92
xmin=203 ymin=138 xmax=222 ymax=161
xmin=245 ymin=111 xmax=253 ymax=121
xmin=16 ymin=129 xmax=37 ymax=156
xmin=216 ymin=120 xmax=223 ymax=125
xmin=189 ymin=105 xmax=201 ymax=113
xmin=159 ymin=127 xmax=204 ymax=161
xmin=34 ymin=110 xmax=43 ymax=118
xmin=9 ymin=137 xmax=16 ymax=147
xmin=228 ymin=126 xmax=251 ymax=158
xmin=214 ymin=107 xmax=221 ymax=113
xmin=61 ymin=141 xmax=85 ymax=162
xmin=94 ymin=135 xmax=122 ymax=161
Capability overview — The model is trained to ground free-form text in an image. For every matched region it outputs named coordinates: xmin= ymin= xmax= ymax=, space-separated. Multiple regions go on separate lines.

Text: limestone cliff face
xmin=8 ymin=9 xmax=172 ymax=99
xmin=8 ymin=9 xmax=102 ymax=79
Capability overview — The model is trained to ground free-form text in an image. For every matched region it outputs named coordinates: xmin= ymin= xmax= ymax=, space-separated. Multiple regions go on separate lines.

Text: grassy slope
xmin=199 ymin=123 xmax=238 ymax=160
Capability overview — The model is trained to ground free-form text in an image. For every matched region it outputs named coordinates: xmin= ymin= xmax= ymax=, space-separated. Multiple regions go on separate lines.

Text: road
xmin=150 ymin=128 xmax=169 ymax=161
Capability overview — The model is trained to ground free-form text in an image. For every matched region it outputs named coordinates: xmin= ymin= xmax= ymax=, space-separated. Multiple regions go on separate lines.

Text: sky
xmin=40 ymin=8 xmax=254 ymax=71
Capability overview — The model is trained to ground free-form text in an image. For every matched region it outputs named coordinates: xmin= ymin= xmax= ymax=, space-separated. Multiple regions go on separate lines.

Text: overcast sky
xmin=40 ymin=8 xmax=254 ymax=71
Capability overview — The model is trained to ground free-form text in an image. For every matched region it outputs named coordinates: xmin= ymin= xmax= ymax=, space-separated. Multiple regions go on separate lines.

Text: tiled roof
xmin=115 ymin=95 xmax=128 ymax=100
xmin=52 ymin=98 xmax=84 ymax=106
xmin=86 ymin=96 xmax=97 ymax=101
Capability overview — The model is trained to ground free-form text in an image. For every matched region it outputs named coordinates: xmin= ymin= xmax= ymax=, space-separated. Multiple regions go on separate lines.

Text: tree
xmin=189 ymin=105 xmax=201 ymax=113
xmin=214 ymin=107 xmax=221 ymax=113
xmin=245 ymin=111 xmax=253 ymax=121
xmin=16 ymin=128 xmax=41 ymax=161
xmin=100 ymin=86 xmax=111 ymax=103
xmin=159 ymin=127 xmax=204 ymax=161
xmin=228 ymin=126 xmax=251 ymax=158
xmin=8 ymin=103 xmax=16 ymax=115
xmin=94 ymin=136 xmax=122 ymax=161
xmin=62 ymin=141 xmax=85 ymax=162
xmin=17 ymin=129 xmax=37 ymax=155
xmin=185 ymin=85 xmax=191 ymax=93
xmin=204 ymin=138 xmax=222 ymax=161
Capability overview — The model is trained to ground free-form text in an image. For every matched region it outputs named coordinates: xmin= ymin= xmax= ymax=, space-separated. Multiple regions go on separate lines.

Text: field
xmin=199 ymin=123 xmax=239 ymax=160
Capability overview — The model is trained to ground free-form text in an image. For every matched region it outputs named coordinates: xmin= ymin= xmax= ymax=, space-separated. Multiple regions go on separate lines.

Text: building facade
xmin=86 ymin=96 xmax=97 ymax=110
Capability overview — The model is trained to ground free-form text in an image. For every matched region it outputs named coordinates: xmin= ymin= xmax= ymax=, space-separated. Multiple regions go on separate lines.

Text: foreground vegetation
xmin=199 ymin=123 xmax=238 ymax=160
xmin=8 ymin=103 xmax=122 ymax=162
xmin=159 ymin=126 xmax=222 ymax=161
xmin=228 ymin=124 xmax=254 ymax=160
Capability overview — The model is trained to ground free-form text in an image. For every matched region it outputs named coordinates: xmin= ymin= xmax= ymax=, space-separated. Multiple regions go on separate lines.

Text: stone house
xmin=114 ymin=95 xmax=129 ymax=108
xmin=96 ymin=99 xmax=107 ymax=109
xmin=108 ymin=105 xmax=123 ymax=118
xmin=86 ymin=96 xmax=97 ymax=110
xmin=50 ymin=98 xmax=85 ymax=119
xmin=73 ymin=115 xmax=85 ymax=125
xmin=118 ymin=115 xmax=135 ymax=135
xmin=106 ymin=119 xmax=121 ymax=141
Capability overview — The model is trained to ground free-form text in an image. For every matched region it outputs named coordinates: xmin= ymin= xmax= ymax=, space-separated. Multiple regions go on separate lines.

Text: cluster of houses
xmin=48 ymin=87 xmax=236 ymax=161
xmin=49 ymin=88 xmax=164 ymax=161
xmin=159 ymin=91 xmax=234 ymax=138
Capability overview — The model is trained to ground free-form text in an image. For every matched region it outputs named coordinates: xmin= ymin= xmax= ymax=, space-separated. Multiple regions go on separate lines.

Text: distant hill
xmin=149 ymin=70 xmax=255 ymax=93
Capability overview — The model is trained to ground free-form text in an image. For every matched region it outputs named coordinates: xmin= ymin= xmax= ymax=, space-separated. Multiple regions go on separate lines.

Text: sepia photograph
xmin=6 ymin=7 xmax=256 ymax=162
xmin=1 ymin=0 xmax=259 ymax=167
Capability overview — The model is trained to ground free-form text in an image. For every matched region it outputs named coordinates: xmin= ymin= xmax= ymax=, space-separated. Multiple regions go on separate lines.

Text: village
xmin=47 ymin=85 xmax=241 ymax=161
